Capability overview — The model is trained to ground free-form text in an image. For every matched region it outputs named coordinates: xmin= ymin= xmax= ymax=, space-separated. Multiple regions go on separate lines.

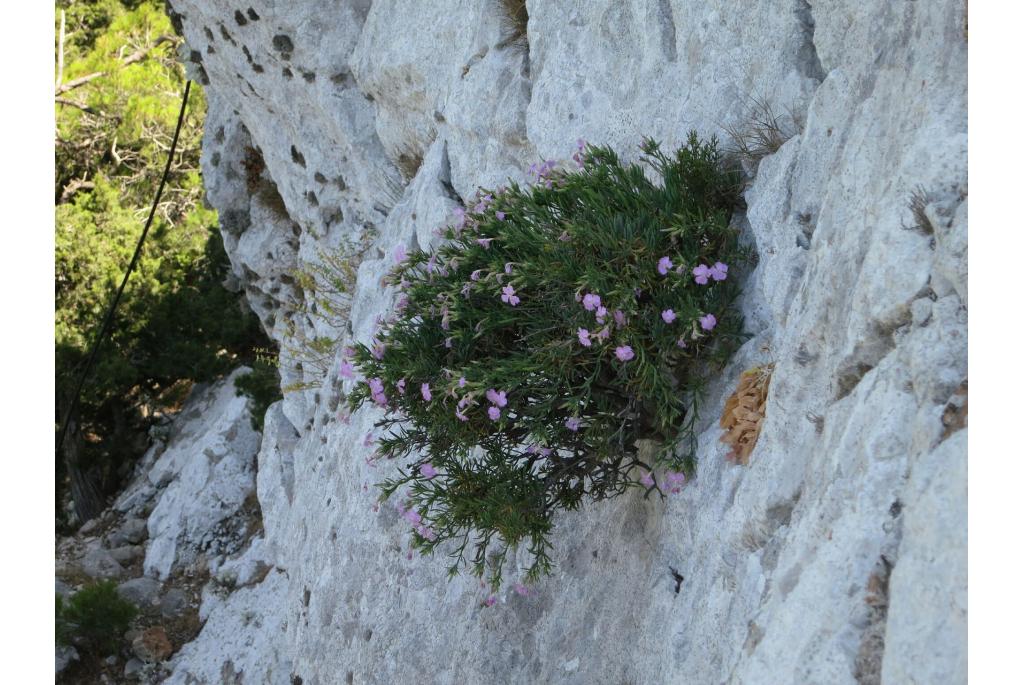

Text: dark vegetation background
xmin=55 ymin=0 xmax=272 ymax=528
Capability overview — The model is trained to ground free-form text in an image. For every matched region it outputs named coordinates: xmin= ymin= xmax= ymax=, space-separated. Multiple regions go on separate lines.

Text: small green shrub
xmin=234 ymin=351 xmax=283 ymax=431
xmin=56 ymin=581 xmax=138 ymax=655
xmin=348 ymin=134 xmax=748 ymax=587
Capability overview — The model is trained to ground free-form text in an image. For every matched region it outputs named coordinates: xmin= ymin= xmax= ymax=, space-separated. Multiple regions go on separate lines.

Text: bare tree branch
xmin=55 ymin=97 xmax=100 ymax=115
xmin=59 ymin=179 xmax=95 ymax=204
xmin=54 ymin=34 xmax=177 ymax=95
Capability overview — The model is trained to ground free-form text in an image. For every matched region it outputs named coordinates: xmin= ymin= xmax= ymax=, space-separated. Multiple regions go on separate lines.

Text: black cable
xmin=56 ymin=80 xmax=192 ymax=456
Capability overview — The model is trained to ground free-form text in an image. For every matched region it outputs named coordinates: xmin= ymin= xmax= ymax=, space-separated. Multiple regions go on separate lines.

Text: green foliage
xmin=235 ymin=353 xmax=283 ymax=431
xmin=55 ymin=1 xmax=268 ymax=519
xmin=349 ymin=134 xmax=749 ymax=587
xmin=56 ymin=581 xmax=138 ymax=655
xmin=277 ymin=233 xmax=376 ymax=393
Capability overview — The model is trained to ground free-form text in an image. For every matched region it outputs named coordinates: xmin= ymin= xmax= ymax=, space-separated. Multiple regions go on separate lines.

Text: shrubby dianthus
xmin=349 ymin=133 xmax=749 ymax=587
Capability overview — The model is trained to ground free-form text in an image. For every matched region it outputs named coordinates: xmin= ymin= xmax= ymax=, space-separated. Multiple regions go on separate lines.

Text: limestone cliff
xmin=163 ymin=1 xmax=968 ymax=682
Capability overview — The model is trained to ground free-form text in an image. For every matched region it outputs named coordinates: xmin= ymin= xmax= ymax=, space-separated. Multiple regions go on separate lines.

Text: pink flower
xmin=504 ymin=262 xmax=514 ymax=274
xmin=455 ymin=407 xmax=469 ymax=422
xmin=483 ymin=596 xmax=497 ymax=607
xmin=692 ymin=264 xmax=711 ymax=285
xmin=513 ymin=583 xmax=530 ymax=596
xmin=419 ymin=463 xmax=438 ymax=479
xmin=709 ymin=262 xmax=729 ymax=281
xmin=501 ymin=285 xmax=520 ymax=306
xmin=640 ymin=471 xmax=655 ymax=488
xmin=403 ymin=509 xmax=422 ymax=525
xmin=596 ymin=305 xmax=607 ymax=323
xmin=458 ymin=376 xmax=467 ymax=388
xmin=573 ymin=139 xmax=587 ymax=167
xmin=558 ymin=231 xmax=571 ymax=242
xmin=339 ymin=361 xmax=355 ymax=379
xmin=367 ymin=377 xmax=384 ymax=395
xmin=565 ymin=417 xmax=582 ymax=431
xmin=665 ymin=470 xmax=687 ymax=493
xmin=496 ymin=211 xmax=506 ymax=220
xmin=393 ymin=244 xmax=407 ymax=264
xmin=596 ymin=326 xmax=610 ymax=341
xmin=658 ymin=256 xmax=673 ymax=276
xmin=470 ymin=269 xmax=483 ymax=281
xmin=582 ymin=293 xmax=601 ymax=311
xmin=371 ymin=341 xmax=386 ymax=360
xmin=477 ymin=238 xmax=493 ymax=249
xmin=488 ymin=406 xmax=502 ymax=421
xmin=396 ymin=294 xmax=409 ymax=311
xmin=396 ymin=378 xmax=406 ymax=395
xmin=363 ymin=432 xmax=375 ymax=447
xmin=421 ymin=383 xmax=432 ymax=401
xmin=615 ymin=345 xmax=635 ymax=362
xmin=613 ymin=310 xmax=626 ymax=327
xmin=699 ymin=313 xmax=717 ymax=331
xmin=486 ymin=389 xmax=508 ymax=407
xmin=342 ymin=346 xmax=355 ymax=358
xmin=578 ymin=328 xmax=592 ymax=347
xmin=661 ymin=309 xmax=677 ymax=324
xmin=676 ymin=337 xmax=688 ymax=349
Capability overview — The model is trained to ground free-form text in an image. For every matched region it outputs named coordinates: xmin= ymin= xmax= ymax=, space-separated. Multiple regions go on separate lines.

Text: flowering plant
xmin=348 ymin=133 xmax=748 ymax=587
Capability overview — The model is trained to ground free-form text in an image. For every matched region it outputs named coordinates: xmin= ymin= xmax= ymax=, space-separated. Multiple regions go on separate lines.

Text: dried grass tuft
xmin=723 ymin=97 xmax=801 ymax=168
xmin=497 ymin=0 xmax=529 ymax=52
xmin=905 ymin=186 xmax=935 ymax=236
xmin=720 ymin=364 xmax=773 ymax=465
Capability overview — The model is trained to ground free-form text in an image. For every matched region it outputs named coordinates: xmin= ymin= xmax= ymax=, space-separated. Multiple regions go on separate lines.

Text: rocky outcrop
xmin=163 ymin=1 xmax=968 ymax=683
xmin=56 ymin=371 xmax=264 ymax=681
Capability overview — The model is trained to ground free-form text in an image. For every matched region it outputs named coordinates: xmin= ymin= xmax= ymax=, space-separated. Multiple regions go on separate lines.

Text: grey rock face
xmin=108 ymin=517 xmax=149 ymax=547
xmin=56 ymin=645 xmax=78 ymax=674
xmin=160 ymin=588 xmax=190 ymax=618
xmin=123 ymin=657 xmax=145 ymax=679
xmin=109 ymin=544 xmax=144 ymax=565
xmin=117 ymin=577 xmax=163 ymax=608
xmin=79 ymin=546 xmax=125 ymax=580
xmin=143 ymin=368 xmax=261 ymax=579
xmin=165 ymin=0 xmax=967 ymax=683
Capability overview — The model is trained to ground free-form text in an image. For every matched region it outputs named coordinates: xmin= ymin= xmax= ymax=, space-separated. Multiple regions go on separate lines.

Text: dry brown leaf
xmin=719 ymin=364 xmax=774 ymax=465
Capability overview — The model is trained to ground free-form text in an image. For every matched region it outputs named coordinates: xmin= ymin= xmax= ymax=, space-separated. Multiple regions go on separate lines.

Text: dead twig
xmin=55 ymin=35 xmax=177 ymax=95
xmin=55 ymin=97 xmax=101 ymax=115
xmin=59 ymin=179 xmax=96 ymax=204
